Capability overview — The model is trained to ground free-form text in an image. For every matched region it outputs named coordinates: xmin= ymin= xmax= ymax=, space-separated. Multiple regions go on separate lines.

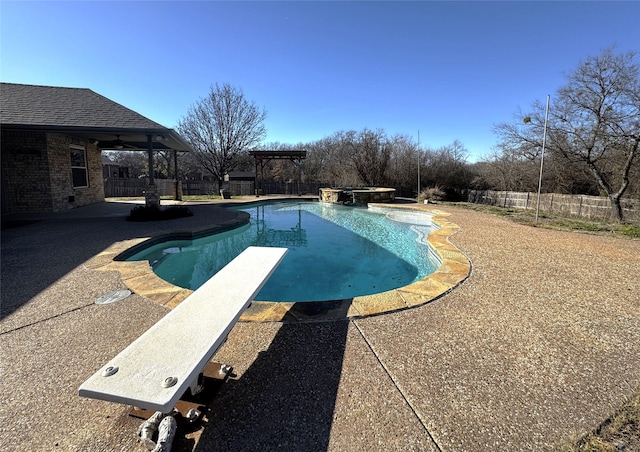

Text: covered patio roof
xmin=1 ymin=82 xmax=192 ymax=206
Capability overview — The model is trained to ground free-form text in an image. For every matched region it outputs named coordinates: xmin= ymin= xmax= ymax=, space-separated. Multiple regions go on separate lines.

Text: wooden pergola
xmin=248 ymin=150 xmax=307 ymax=196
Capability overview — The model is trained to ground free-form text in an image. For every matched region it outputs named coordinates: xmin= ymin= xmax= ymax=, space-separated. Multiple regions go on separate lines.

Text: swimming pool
xmin=124 ymin=201 xmax=439 ymax=302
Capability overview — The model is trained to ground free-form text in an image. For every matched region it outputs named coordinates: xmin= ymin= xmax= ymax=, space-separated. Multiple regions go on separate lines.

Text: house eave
xmin=0 ymin=123 xmax=192 ymax=152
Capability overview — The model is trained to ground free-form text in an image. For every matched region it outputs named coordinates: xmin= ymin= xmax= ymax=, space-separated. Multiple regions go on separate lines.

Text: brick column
xmin=145 ymin=184 xmax=160 ymax=208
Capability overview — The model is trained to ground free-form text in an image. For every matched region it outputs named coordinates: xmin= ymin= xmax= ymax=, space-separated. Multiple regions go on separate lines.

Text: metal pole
xmin=417 ymin=130 xmax=420 ymax=198
xmin=535 ymin=95 xmax=550 ymax=223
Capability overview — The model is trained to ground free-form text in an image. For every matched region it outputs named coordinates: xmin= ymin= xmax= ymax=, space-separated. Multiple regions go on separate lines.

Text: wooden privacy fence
xmin=466 ymin=190 xmax=639 ymax=222
xmin=104 ymin=179 xmax=327 ymax=198
xmin=104 ymin=179 xmax=176 ymax=197
xmin=259 ymin=181 xmax=324 ymax=195
xmin=180 ymin=181 xmax=220 ymax=197
xmin=182 ymin=180 xmax=324 ymax=196
xmin=104 ymin=179 xmax=222 ymax=198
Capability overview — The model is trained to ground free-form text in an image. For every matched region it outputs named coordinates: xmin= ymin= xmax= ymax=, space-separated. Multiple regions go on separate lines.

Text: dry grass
xmin=562 ymin=389 xmax=640 ymax=451
xmin=441 ymin=202 xmax=640 ymax=238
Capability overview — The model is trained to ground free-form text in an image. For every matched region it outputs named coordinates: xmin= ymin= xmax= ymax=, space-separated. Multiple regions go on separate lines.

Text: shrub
xmin=418 ymin=186 xmax=446 ymax=203
xmin=128 ymin=205 xmax=193 ymax=222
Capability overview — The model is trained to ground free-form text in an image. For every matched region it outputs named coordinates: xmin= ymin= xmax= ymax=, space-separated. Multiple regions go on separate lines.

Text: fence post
xmin=578 ymin=195 xmax=583 ymax=217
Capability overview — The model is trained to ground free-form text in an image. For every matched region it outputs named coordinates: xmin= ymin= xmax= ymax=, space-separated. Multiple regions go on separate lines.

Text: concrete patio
xmin=1 ymin=198 xmax=638 ymax=451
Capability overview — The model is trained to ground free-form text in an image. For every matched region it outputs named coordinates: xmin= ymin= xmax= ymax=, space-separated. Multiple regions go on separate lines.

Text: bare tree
xmin=421 ymin=140 xmax=472 ymax=197
xmin=177 ymin=83 xmax=267 ymax=186
xmin=306 ymin=132 xmax=359 ymax=186
xmin=477 ymin=147 xmax=539 ymax=191
xmin=303 ymin=139 xmax=329 ymax=183
xmin=495 ymin=48 xmax=640 ymax=221
xmin=348 ymin=128 xmax=391 ymax=186
xmin=387 ymin=134 xmax=420 ymax=189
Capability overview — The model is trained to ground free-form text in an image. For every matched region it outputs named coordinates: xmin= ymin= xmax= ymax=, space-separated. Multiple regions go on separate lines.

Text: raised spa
xmin=319 ymin=187 xmax=396 ymax=205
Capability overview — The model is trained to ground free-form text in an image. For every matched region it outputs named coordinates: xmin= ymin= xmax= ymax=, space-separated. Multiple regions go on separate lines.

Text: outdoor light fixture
xmin=114 ymin=135 xmax=124 ymax=149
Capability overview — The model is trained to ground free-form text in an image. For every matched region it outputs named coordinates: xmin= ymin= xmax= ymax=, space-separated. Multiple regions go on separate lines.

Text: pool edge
xmin=88 ymin=203 xmax=471 ymax=322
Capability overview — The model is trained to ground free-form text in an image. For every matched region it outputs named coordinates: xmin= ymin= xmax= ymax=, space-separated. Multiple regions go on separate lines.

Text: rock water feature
xmin=319 ymin=187 xmax=396 ymax=205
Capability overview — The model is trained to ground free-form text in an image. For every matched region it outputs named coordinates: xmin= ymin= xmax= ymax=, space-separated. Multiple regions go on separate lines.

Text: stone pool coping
xmin=86 ymin=202 xmax=470 ymax=322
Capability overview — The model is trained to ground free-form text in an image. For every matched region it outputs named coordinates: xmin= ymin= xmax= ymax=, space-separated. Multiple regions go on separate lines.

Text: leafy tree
xmin=109 ymin=151 xmax=146 ymax=178
xmin=177 ymin=83 xmax=267 ymax=185
xmin=153 ymin=150 xmax=173 ymax=179
xmin=495 ymin=48 xmax=640 ymax=221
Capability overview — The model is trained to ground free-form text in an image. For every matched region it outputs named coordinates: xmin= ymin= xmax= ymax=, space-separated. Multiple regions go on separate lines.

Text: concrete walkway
xmin=1 ymin=199 xmax=639 ymax=451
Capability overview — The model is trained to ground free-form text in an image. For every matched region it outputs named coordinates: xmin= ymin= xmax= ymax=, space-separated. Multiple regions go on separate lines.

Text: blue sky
xmin=1 ymin=1 xmax=638 ymax=161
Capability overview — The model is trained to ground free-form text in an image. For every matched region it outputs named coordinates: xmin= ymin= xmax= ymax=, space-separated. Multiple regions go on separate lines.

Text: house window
xmin=70 ymin=146 xmax=88 ymax=188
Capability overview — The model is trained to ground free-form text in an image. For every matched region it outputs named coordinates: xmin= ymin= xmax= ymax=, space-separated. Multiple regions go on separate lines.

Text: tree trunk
xmin=609 ymin=194 xmax=624 ymax=222
xmin=607 ymin=139 xmax=638 ymax=222
xmin=585 ymin=161 xmax=625 ymax=222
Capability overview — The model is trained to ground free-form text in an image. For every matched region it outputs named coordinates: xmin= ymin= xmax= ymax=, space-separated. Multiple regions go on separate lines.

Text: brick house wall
xmin=46 ymin=133 xmax=104 ymax=211
xmin=1 ymin=130 xmax=105 ymax=214
xmin=1 ymin=130 xmax=52 ymax=213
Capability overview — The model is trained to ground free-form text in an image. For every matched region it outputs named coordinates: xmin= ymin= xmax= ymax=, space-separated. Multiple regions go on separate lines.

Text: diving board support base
xmin=129 ymin=361 xmax=234 ymax=424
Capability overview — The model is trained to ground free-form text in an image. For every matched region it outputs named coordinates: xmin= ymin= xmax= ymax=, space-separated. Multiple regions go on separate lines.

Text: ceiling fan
xmin=113 ymin=135 xmax=124 ymax=150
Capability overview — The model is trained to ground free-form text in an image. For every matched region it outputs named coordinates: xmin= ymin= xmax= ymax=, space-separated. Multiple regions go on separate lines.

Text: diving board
xmin=79 ymin=246 xmax=287 ymax=413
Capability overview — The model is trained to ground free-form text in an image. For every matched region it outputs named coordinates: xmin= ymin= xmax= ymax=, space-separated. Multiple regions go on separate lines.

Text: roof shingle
xmin=0 ymin=82 xmax=166 ymax=130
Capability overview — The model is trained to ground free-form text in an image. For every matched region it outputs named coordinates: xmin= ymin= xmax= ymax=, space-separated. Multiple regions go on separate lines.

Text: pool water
xmin=125 ymin=201 xmax=439 ymax=302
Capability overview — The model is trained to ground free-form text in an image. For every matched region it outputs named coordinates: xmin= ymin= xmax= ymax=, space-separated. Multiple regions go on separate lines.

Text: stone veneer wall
xmin=352 ymin=188 xmax=395 ymax=204
xmin=1 ymin=130 xmax=104 ymax=214
xmin=319 ymin=188 xmax=342 ymax=204
xmin=319 ymin=187 xmax=396 ymax=205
